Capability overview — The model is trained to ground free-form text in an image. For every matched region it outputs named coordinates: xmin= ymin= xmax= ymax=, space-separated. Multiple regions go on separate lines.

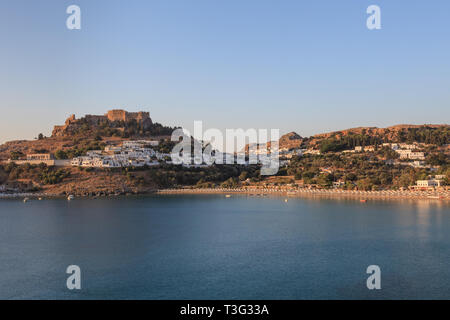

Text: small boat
xmin=284 ymin=199 xmax=288 ymax=202
xmin=225 ymin=194 xmax=231 ymax=198
xmin=67 ymin=195 xmax=75 ymax=201
xmin=38 ymin=197 xmax=42 ymax=201
xmin=23 ymin=197 xmax=29 ymax=203
xmin=360 ymin=199 xmax=367 ymax=203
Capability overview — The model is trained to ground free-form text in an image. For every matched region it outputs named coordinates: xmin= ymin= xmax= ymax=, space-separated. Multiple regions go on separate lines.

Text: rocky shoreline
xmin=0 ymin=189 xmax=156 ymax=199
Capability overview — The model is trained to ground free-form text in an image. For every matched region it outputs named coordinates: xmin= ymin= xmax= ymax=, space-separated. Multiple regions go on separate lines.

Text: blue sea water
xmin=0 ymin=195 xmax=449 ymax=299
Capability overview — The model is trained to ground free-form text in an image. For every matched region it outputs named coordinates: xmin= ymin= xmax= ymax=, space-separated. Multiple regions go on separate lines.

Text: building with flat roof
xmin=412 ymin=179 xmax=445 ymax=191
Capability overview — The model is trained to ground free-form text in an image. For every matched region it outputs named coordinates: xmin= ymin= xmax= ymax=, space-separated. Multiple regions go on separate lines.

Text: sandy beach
xmin=157 ymin=187 xmax=450 ymax=201
xmin=1 ymin=187 xmax=449 ymax=202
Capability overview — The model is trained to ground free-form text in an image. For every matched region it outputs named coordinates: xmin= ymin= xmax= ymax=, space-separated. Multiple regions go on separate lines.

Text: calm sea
xmin=0 ymin=195 xmax=449 ymax=299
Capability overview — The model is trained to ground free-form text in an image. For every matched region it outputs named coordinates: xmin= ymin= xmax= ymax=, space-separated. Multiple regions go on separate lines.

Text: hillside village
xmin=0 ymin=110 xmax=448 ymax=196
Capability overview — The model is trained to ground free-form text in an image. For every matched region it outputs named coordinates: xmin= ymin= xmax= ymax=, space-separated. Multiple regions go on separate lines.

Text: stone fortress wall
xmin=52 ymin=109 xmax=152 ymax=137
xmin=106 ymin=110 xmax=150 ymax=123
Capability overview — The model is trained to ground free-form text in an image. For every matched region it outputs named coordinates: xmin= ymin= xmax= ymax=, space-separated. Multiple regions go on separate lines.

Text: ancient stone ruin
xmin=52 ymin=109 xmax=153 ymax=137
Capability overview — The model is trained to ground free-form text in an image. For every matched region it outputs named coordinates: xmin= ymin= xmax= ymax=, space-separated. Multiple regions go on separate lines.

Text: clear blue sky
xmin=0 ymin=0 xmax=449 ymax=143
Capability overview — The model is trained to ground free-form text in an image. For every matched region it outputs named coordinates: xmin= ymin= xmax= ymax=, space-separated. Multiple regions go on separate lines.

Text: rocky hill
xmin=52 ymin=109 xmax=153 ymax=137
xmin=0 ymin=109 xmax=177 ymax=160
xmin=308 ymin=124 xmax=449 ymax=147
xmin=313 ymin=124 xmax=448 ymax=140
xmin=1 ymin=109 xmax=448 ymax=160
xmin=245 ymin=124 xmax=449 ymax=152
xmin=244 ymin=131 xmax=303 ymax=153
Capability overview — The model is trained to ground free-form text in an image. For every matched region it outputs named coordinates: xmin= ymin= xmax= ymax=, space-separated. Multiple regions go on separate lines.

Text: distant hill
xmin=0 ymin=109 xmax=179 ymax=160
xmin=243 ymin=131 xmax=303 ymax=153
xmin=1 ymin=112 xmax=448 ymax=160
xmin=309 ymin=124 xmax=449 ymax=148
xmin=313 ymin=124 xmax=448 ymax=139
xmin=269 ymin=131 xmax=303 ymax=150
xmin=245 ymin=124 xmax=449 ymax=152
xmin=51 ymin=109 xmax=178 ymax=138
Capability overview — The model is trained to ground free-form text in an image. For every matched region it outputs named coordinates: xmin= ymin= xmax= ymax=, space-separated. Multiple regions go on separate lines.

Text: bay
xmin=0 ymin=195 xmax=449 ymax=299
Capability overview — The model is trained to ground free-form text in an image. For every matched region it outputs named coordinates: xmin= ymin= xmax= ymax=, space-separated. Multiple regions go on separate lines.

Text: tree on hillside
xmin=317 ymin=173 xmax=333 ymax=188
xmin=426 ymin=153 xmax=448 ymax=166
xmin=10 ymin=151 xmax=24 ymax=160
xmin=54 ymin=150 xmax=68 ymax=160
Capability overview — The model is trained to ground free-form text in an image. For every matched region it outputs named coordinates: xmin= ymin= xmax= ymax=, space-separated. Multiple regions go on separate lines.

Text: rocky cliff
xmin=52 ymin=109 xmax=153 ymax=137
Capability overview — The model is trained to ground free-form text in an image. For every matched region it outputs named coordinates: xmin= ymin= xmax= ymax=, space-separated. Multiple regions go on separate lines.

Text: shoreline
xmin=1 ymin=188 xmax=449 ymax=201
xmin=157 ymin=188 xmax=450 ymax=201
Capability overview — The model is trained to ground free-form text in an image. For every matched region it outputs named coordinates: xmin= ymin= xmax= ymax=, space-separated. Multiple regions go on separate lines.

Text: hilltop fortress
xmin=52 ymin=109 xmax=153 ymax=137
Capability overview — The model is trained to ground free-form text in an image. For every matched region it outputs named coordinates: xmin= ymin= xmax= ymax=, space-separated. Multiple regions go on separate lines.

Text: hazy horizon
xmin=1 ymin=0 xmax=449 ymax=144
